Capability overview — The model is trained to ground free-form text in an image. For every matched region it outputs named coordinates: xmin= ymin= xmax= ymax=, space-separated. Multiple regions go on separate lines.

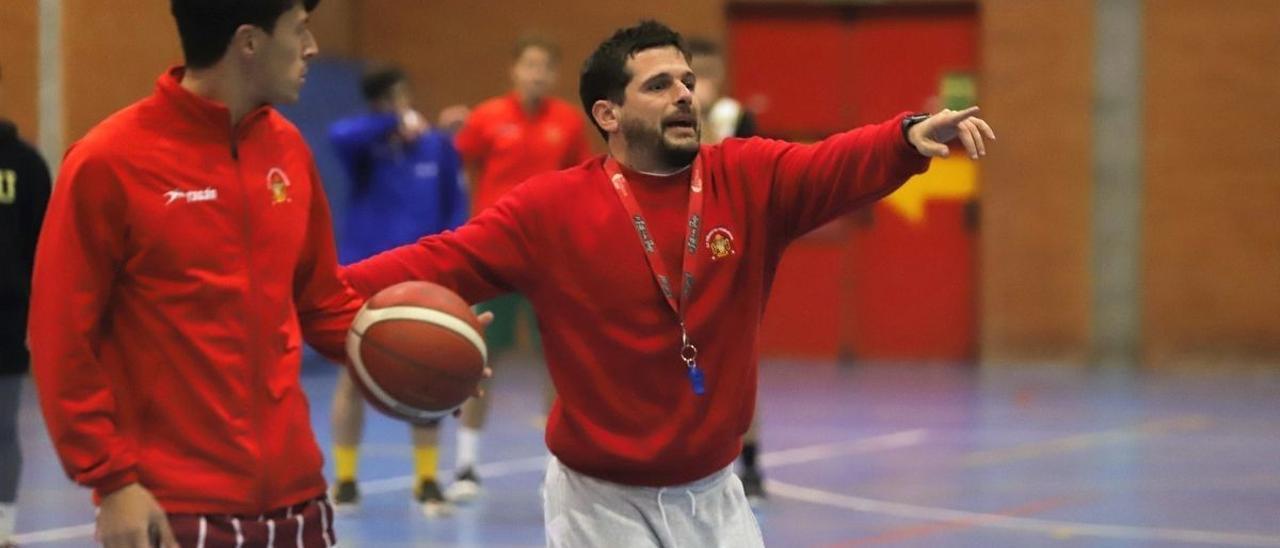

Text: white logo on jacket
xmin=164 ymin=188 xmax=218 ymax=205
xmin=414 ymin=162 xmax=439 ymax=178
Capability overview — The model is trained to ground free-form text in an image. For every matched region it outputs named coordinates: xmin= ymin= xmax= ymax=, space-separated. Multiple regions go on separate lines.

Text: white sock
xmin=0 ymin=503 xmax=16 ymax=541
xmin=456 ymin=427 xmax=480 ymax=470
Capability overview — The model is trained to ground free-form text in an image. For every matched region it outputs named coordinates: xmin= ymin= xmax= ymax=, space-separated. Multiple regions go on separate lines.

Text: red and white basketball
xmin=345 ymin=281 xmax=487 ymax=423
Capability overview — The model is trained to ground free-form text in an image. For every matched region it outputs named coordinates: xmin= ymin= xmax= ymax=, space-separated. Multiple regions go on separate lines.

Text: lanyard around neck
xmin=603 ymin=156 xmax=708 ymax=395
xmin=603 ymin=157 xmax=704 ymax=318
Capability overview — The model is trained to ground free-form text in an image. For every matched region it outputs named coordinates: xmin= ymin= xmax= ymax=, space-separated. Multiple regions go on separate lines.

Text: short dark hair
xmin=685 ymin=37 xmax=721 ymax=58
xmin=579 ymin=20 xmax=689 ymax=139
xmin=513 ymin=33 xmax=560 ymax=64
xmin=360 ymin=67 xmax=407 ymax=103
xmin=170 ymin=0 xmax=320 ymax=69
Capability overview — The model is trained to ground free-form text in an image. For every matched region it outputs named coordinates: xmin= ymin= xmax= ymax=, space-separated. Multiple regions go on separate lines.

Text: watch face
xmin=902 ymin=114 xmax=930 ymax=142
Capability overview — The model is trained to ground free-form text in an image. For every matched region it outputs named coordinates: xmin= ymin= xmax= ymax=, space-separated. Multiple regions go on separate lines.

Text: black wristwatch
xmin=901 ymin=113 xmax=931 ymax=144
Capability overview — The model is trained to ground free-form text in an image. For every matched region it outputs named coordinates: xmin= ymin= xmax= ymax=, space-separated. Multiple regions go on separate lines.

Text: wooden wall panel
xmin=63 ymin=0 xmax=179 ymax=142
xmin=0 ymin=0 xmax=40 ymax=143
xmin=978 ymin=0 xmax=1094 ymax=364
xmin=352 ymin=0 xmax=723 ymax=128
xmin=1142 ymin=0 xmax=1280 ymax=365
xmin=310 ymin=0 xmax=357 ymax=59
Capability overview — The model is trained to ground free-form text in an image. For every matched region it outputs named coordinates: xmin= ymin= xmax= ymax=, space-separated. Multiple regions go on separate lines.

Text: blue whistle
xmin=688 ymin=365 xmax=706 ymax=396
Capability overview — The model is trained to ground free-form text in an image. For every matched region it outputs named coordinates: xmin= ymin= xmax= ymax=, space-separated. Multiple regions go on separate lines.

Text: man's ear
xmin=231 ymin=24 xmax=261 ymax=58
xmin=592 ymin=100 xmax=619 ymax=134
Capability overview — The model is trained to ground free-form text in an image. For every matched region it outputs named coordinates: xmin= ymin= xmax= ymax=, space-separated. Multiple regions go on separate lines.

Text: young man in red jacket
xmin=343 ymin=20 xmax=994 ymax=546
xmin=29 ymin=1 xmax=363 ymax=546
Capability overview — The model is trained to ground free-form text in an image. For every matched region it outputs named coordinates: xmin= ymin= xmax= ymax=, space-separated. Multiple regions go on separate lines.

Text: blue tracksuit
xmin=329 ymin=113 xmax=468 ymax=263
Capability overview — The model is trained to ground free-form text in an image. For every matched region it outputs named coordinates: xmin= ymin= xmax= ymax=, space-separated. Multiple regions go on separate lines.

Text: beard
xmin=621 ymin=115 xmax=700 ymax=172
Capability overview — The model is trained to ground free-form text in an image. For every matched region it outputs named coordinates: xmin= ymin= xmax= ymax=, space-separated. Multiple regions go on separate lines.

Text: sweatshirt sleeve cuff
xmin=90 ymin=467 xmax=139 ymax=501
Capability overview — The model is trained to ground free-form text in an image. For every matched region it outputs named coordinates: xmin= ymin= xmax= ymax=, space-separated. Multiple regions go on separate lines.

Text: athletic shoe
xmin=415 ymin=479 xmax=454 ymax=518
xmin=445 ymin=465 xmax=483 ymax=503
xmin=330 ymin=479 xmax=360 ymax=512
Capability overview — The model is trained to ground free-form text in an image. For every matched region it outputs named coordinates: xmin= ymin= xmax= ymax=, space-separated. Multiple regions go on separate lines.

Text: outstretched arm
xmin=738 ymin=108 xmax=996 ymax=242
xmin=342 ymin=179 xmax=543 ymax=304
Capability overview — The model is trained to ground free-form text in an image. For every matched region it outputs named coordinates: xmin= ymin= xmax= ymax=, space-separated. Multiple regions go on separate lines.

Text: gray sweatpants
xmin=542 ymin=458 xmax=765 ymax=548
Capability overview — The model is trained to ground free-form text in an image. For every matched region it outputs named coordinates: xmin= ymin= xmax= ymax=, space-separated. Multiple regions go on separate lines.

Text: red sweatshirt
xmin=343 ymin=113 xmax=930 ymax=486
xmin=454 ymin=93 xmax=592 ymax=214
xmin=29 ymin=68 xmax=362 ymax=513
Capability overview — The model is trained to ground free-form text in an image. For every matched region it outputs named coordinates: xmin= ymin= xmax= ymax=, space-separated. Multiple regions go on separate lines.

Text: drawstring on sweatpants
xmin=657 ymin=487 xmax=699 ymax=548
xmin=658 ymin=488 xmax=676 ymax=548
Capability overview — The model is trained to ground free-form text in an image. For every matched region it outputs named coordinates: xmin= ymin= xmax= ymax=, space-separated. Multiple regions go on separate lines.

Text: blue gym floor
xmin=9 ymin=358 xmax=1280 ymax=547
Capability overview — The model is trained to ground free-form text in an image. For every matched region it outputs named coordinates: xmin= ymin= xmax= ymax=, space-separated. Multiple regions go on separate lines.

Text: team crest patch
xmin=267 ymin=168 xmax=291 ymax=204
xmin=705 ymin=226 xmax=736 ymax=260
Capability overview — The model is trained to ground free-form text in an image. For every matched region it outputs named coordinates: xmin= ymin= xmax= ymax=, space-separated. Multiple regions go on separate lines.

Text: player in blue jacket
xmin=327 ymin=66 xmax=469 ymax=518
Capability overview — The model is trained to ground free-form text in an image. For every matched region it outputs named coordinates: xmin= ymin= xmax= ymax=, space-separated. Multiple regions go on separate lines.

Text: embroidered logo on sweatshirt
xmin=267 ymin=168 xmax=291 ymax=204
xmin=705 ymin=226 xmax=735 ymax=260
xmin=164 ymin=187 xmax=218 ymax=206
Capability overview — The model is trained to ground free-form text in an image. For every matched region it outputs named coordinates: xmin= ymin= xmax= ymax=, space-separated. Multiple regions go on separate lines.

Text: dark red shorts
xmin=166 ymin=496 xmax=335 ymax=548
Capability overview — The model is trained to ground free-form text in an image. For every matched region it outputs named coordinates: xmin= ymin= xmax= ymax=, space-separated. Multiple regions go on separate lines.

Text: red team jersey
xmin=454 ymin=93 xmax=592 ymax=214
xmin=344 ymin=114 xmax=929 ymax=487
xmin=29 ymin=69 xmax=362 ymax=513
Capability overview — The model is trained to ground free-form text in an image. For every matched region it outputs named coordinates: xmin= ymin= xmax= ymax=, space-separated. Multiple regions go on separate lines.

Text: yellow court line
xmin=960 ymin=415 xmax=1212 ymax=467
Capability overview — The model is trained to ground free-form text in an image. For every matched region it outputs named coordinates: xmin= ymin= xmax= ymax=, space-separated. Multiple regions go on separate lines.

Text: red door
xmin=731 ymin=3 xmax=980 ymax=361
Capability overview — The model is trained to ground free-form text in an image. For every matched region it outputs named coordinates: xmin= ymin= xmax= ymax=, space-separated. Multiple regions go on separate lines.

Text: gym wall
xmin=12 ymin=0 xmax=1278 ymax=368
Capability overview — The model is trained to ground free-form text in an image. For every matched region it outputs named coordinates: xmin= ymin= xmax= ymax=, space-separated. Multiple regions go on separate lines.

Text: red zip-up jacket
xmin=29 ymin=68 xmax=362 ymax=513
xmin=343 ymin=113 xmax=930 ymax=486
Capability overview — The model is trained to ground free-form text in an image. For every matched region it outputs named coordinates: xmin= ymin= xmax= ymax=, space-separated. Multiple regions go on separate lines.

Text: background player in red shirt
xmin=442 ymin=34 xmax=593 ymax=502
xmin=343 ymin=20 xmax=994 ymax=545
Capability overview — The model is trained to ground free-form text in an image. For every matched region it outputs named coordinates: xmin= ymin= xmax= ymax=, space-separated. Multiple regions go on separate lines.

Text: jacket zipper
xmin=232 ymin=123 xmax=270 ymax=511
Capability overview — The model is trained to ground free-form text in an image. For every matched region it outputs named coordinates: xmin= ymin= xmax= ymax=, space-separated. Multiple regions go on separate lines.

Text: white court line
xmin=358 ymin=455 xmax=551 ymax=495
xmin=358 ymin=430 xmax=927 ymax=495
xmin=10 ymin=456 xmax=555 ymax=545
xmin=9 ymin=523 xmax=95 ymax=545
xmin=10 ymin=430 xmax=920 ymax=545
xmin=767 ymin=480 xmax=1280 ymax=547
xmin=24 ymin=427 xmax=1274 ymax=546
xmin=761 ymin=429 xmax=927 ymax=468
